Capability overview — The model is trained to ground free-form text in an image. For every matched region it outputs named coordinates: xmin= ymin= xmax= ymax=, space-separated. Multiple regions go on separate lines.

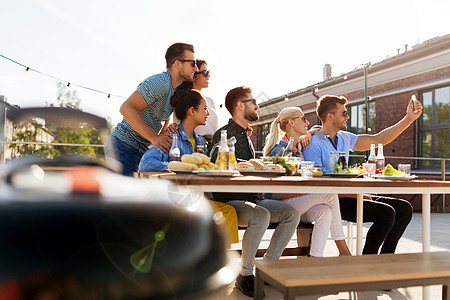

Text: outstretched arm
xmin=353 ymin=97 xmax=423 ymax=151
xmin=120 ymin=90 xmax=172 ymax=152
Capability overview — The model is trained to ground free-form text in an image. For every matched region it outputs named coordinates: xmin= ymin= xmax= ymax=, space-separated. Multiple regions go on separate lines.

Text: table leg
xmin=422 ymin=193 xmax=431 ymax=300
xmin=422 ymin=193 xmax=431 ymax=252
xmin=255 ymin=268 xmax=264 ymax=300
xmin=356 ymin=193 xmax=363 ymax=255
xmin=443 ymin=284 xmax=449 ymax=300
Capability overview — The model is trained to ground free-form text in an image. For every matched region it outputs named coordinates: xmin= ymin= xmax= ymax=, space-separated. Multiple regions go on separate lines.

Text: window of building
xmin=419 ymin=85 xmax=450 ymax=169
xmin=349 ymin=101 xmax=376 ymax=134
xmin=347 ymin=101 xmax=376 ymax=165
xmin=258 ymin=123 xmax=270 ymax=153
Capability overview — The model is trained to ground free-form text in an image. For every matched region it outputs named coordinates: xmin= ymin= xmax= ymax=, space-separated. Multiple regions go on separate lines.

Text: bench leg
xmin=255 ymin=268 xmax=265 ymax=300
xmin=284 ymin=288 xmax=295 ymax=300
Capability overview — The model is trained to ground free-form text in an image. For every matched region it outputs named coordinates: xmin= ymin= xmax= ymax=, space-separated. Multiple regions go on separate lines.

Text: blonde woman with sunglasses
xmin=263 ymin=107 xmax=351 ymax=257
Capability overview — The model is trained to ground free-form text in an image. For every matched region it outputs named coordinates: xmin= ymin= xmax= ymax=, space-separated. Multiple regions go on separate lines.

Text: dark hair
xmin=225 ymin=86 xmax=252 ymax=115
xmin=316 ymin=95 xmax=348 ymax=122
xmin=165 ymin=43 xmax=195 ymax=68
xmin=170 ymin=88 xmax=204 ymax=121
xmin=194 ymin=60 xmax=207 ymax=77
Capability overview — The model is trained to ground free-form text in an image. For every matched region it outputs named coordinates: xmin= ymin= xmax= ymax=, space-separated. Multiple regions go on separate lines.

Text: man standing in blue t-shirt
xmin=106 ymin=43 xmax=198 ymax=176
xmin=303 ymin=94 xmax=423 ymax=254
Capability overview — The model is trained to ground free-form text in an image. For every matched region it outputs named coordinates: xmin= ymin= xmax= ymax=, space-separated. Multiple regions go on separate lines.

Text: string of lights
xmin=0 ymin=53 xmax=126 ymax=99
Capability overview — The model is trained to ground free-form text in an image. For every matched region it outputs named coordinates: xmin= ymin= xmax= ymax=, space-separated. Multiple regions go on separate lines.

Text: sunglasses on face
xmin=235 ymin=98 xmax=256 ymax=107
xmin=330 ymin=111 xmax=348 ymax=117
xmin=177 ymin=59 xmax=197 ymax=68
xmin=194 ymin=70 xmax=210 ymax=77
xmin=292 ymin=115 xmax=308 ymax=122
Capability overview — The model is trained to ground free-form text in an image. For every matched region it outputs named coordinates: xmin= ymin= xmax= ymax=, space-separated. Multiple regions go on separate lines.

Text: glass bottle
xmin=376 ymin=143 xmax=385 ymax=171
xmin=329 ymin=151 xmax=338 ymax=173
xmin=168 ymin=134 xmax=180 ymax=162
xmin=338 ymin=152 xmax=347 ymax=168
xmin=368 ymin=144 xmax=376 ymax=163
xmin=216 ymin=130 xmax=229 ymax=170
xmin=282 ymin=137 xmax=295 ymax=157
xmin=228 ymin=136 xmax=237 ymax=171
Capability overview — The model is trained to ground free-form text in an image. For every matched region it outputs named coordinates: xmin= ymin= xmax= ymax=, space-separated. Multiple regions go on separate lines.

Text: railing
xmin=0 ymin=140 xmax=105 ymax=164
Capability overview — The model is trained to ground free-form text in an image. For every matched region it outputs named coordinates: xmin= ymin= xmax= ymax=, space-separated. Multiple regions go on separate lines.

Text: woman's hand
xmin=300 ymin=132 xmax=312 ymax=149
xmin=167 ymin=123 xmax=179 ymax=134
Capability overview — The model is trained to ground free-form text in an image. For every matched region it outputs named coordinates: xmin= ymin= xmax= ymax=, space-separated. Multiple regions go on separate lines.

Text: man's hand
xmin=150 ymin=133 xmax=173 ymax=153
xmin=406 ymin=97 xmax=423 ymax=121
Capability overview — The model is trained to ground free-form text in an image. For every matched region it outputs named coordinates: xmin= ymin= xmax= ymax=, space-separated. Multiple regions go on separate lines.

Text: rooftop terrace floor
xmin=225 ymin=213 xmax=450 ymax=300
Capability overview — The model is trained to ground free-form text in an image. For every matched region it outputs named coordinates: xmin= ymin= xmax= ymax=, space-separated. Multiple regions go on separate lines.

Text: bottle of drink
xmin=228 ymin=136 xmax=237 ymax=171
xmin=376 ymin=143 xmax=385 ymax=171
xmin=217 ymin=130 xmax=229 ymax=170
xmin=282 ymin=137 xmax=295 ymax=157
xmin=169 ymin=134 xmax=180 ymax=162
xmin=329 ymin=151 xmax=338 ymax=173
xmin=368 ymin=144 xmax=376 ymax=163
xmin=338 ymin=152 xmax=347 ymax=168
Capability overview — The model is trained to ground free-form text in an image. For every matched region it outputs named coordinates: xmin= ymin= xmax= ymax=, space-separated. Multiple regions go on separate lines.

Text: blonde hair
xmin=263 ymin=107 xmax=303 ymax=156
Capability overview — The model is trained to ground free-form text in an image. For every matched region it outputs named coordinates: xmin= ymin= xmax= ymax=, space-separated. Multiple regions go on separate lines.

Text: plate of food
xmin=324 ymin=173 xmax=363 ymax=178
xmin=236 ymin=159 xmax=286 ymax=176
xmin=168 ymin=169 xmax=194 ymax=174
xmin=239 ymin=170 xmax=286 ymax=177
xmin=373 ymin=175 xmax=417 ymax=181
xmin=194 ymin=170 xmax=240 ymax=176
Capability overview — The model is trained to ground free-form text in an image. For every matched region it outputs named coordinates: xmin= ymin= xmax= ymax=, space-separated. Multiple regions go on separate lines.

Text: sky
xmin=1 ymin=0 xmax=449 ymax=127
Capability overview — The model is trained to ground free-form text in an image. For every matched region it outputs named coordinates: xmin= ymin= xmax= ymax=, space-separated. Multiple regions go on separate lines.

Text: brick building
xmin=250 ymin=34 xmax=450 ymax=211
xmin=252 ymin=34 xmax=450 ymax=170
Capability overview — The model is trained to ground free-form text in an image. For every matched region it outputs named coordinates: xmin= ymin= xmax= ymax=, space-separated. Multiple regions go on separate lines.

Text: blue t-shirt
xmin=111 ymin=71 xmax=174 ymax=153
xmin=303 ymin=131 xmax=359 ymax=174
xmin=138 ymin=123 xmax=207 ymax=172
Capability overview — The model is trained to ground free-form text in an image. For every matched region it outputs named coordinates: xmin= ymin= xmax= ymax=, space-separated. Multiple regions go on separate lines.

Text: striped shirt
xmin=111 ymin=71 xmax=175 ymax=153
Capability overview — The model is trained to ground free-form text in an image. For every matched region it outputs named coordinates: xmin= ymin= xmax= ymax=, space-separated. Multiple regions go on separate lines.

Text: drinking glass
xmin=362 ymin=163 xmax=376 ymax=178
xmin=398 ymin=164 xmax=411 ymax=175
xmin=300 ymin=161 xmax=314 ymax=178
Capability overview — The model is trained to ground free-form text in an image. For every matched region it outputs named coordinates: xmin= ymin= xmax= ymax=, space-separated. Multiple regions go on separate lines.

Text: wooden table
xmin=139 ymin=172 xmax=450 ymax=299
xmin=254 ymin=251 xmax=450 ymax=300
xmin=147 ymin=173 xmax=449 ymax=252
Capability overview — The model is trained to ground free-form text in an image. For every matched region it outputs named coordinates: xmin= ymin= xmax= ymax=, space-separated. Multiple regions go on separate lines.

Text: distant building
xmin=251 ymin=34 xmax=450 ymax=172
xmin=0 ymin=96 xmax=54 ymax=161
xmin=0 ymin=95 xmax=15 ymax=161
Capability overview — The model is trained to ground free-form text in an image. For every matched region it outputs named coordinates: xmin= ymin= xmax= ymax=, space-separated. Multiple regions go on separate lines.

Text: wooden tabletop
xmin=139 ymin=172 xmax=450 ymax=189
xmin=254 ymin=251 xmax=450 ymax=288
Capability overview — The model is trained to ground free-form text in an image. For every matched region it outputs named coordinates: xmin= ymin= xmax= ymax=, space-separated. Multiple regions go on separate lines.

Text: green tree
xmin=9 ymin=82 xmax=105 ymax=160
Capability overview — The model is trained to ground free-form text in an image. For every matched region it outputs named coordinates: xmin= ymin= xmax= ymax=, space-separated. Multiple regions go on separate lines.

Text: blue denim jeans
xmin=105 ymin=135 xmax=143 ymax=176
xmin=226 ymin=199 xmax=300 ymax=276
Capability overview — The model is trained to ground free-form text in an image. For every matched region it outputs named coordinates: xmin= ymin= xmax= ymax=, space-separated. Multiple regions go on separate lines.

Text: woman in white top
xmin=263 ymin=107 xmax=351 ymax=257
xmin=192 ymin=60 xmax=218 ymax=142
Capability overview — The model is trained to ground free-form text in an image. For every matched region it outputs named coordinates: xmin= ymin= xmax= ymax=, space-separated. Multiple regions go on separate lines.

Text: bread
xmin=248 ymin=159 xmax=264 ymax=170
xmin=168 ymin=161 xmax=198 ymax=171
xmin=264 ymin=164 xmax=285 ymax=172
xmin=181 ymin=154 xmax=203 ymax=165
xmin=236 ymin=162 xmax=255 ymax=171
xmin=192 ymin=152 xmax=210 ymax=165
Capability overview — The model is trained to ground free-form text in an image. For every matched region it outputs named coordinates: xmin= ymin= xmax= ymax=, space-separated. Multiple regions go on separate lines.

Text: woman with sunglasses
xmin=172 ymin=60 xmax=218 ymax=144
xmin=263 ymin=107 xmax=351 ymax=257
xmin=138 ymin=88 xmax=238 ymax=246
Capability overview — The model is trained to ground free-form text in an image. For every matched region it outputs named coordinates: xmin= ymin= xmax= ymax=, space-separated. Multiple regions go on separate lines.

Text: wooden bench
xmin=254 ymin=251 xmax=450 ymax=300
xmin=237 ymin=222 xmax=313 ymax=257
